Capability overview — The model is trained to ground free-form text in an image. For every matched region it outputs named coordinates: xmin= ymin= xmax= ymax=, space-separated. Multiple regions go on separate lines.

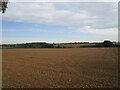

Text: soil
xmin=2 ymin=48 xmax=118 ymax=88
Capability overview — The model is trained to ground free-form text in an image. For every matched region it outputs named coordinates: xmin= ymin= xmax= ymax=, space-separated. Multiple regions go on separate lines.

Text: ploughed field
xmin=2 ymin=48 xmax=118 ymax=88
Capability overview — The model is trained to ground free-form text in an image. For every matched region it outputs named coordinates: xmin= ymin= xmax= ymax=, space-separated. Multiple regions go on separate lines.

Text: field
xmin=54 ymin=43 xmax=95 ymax=48
xmin=2 ymin=48 xmax=118 ymax=88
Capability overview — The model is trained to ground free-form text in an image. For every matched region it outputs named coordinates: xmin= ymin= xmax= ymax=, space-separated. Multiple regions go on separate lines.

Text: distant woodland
xmin=0 ymin=40 xmax=120 ymax=49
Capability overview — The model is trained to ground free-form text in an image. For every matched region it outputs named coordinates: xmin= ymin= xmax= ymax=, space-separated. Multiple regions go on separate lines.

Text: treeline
xmin=1 ymin=40 xmax=120 ymax=49
xmin=2 ymin=42 xmax=54 ymax=49
xmin=56 ymin=42 xmax=90 ymax=45
xmin=81 ymin=41 xmax=120 ymax=48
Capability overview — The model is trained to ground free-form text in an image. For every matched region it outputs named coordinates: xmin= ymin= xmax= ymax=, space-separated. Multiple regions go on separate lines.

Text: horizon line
xmin=0 ymin=40 xmax=119 ymax=45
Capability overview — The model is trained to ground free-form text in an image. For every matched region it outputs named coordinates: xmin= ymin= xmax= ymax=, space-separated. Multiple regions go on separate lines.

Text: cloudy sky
xmin=1 ymin=1 xmax=118 ymax=44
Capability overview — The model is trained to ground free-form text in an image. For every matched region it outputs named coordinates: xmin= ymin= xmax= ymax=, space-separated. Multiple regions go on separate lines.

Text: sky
xmin=1 ymin=1 xmax=118 ymax=44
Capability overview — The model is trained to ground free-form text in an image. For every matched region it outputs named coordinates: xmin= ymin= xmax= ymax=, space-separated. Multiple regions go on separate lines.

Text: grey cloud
xmin=3 ymin=2 xmax=117 ymax=31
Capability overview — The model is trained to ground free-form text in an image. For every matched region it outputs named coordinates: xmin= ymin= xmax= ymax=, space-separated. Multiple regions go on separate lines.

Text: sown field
xmin=2 ymin=48 xmax=118 ymax=88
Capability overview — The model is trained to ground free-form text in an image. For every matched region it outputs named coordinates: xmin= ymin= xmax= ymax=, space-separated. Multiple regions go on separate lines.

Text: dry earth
xmin=2 ymin=48 xmax=118 ymax=88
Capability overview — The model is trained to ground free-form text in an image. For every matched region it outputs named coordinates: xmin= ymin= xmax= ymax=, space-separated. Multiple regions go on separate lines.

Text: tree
xmin=103 ymin=40 xmax=113 ymax=47
xmin=0 ymin=0 xmax=8 ymax=13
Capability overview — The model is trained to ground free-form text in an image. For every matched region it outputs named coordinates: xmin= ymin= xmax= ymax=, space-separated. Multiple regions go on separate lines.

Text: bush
xmin=102 ymin=40 xmax=113 ymax=47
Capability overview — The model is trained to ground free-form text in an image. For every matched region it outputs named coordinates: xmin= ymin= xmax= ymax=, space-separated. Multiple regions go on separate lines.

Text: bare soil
xmin=2 ymin=48 xmax=118 ymax=88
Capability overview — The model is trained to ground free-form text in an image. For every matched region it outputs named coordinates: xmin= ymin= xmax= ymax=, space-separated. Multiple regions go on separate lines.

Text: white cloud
xmin=84 ymin=26 xmax=92 ymax=29
xmin=79 ymin=27 xmax=118 ymax=35
xmin=2 ymin=2 xmax=118 ymax=39
xmin=9 ymin=0 xmax=119 ymax=2
xmin=1 ymin=38 xmax=48 ymax=44
xmin=3 ymin=2 xmax=117 ymax=29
